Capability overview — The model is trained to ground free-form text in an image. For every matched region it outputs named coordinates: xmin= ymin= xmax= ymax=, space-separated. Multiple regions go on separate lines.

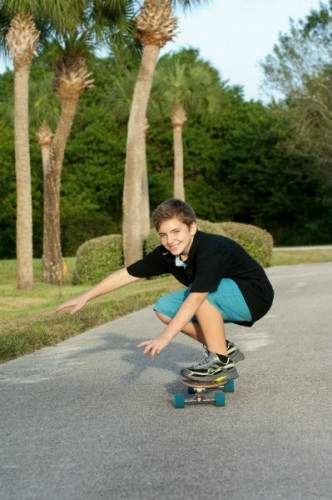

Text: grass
xmin=271 ymin=249 xmax=332 ymax=266
xmin=0 ymin=247 xmax=331 ymax=364
xmin=0 ymin=258 xmax=180 ymax=364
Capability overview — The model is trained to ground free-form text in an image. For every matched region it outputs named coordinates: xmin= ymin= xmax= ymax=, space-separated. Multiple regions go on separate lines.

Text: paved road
xmin=0 ymin=263 xmax=331 ymax=500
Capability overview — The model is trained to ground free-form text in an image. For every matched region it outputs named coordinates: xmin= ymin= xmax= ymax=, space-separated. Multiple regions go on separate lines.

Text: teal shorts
xmin=154 ymin=278 xmax=252 ymax=323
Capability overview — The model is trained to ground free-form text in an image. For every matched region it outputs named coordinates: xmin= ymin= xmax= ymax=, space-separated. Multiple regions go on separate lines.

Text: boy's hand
xmin=55 ymin=296 xmax=88 ymax=315
xmin=138 ymin=332 xmax=172 ymax=357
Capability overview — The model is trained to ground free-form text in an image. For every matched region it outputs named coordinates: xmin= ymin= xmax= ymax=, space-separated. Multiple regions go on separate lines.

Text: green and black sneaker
xmin=226 ymin=340 xmax=245 ymax=363
xmin=181 ymin=352 xmax=239 ymax=383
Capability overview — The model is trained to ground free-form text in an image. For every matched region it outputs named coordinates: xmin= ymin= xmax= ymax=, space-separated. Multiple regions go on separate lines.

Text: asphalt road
xmin=0 ymin=262 xmax=331 ymax=500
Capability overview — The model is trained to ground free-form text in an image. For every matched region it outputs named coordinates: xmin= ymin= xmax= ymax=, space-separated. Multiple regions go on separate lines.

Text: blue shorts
xmin=154 ymin=278 xmax=252 ymax=323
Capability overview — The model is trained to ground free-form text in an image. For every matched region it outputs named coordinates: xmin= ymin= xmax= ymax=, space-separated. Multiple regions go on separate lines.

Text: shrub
xmin=196 ymin=219 xmax=227 ymax=236
xmin=217 ymin=222 xmax=273 ymax=267
xmin=74 ymin=234 xmax=123 ymax=284
xmin=144 ymin=228 xmax=160 ymax=255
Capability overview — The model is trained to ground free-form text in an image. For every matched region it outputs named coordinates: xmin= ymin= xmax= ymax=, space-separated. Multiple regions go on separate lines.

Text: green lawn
xmin=0 ymin=248 xmax=331 ymax=363
xmin=271 ymin=249 xmax=332 ymax=266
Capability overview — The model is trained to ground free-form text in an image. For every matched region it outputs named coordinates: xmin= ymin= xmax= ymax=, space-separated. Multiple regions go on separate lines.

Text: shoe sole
xmin=181 ymin=366 xmax=239 ymax=384
xmin=181 ymin=350 xmax=244 ymax=378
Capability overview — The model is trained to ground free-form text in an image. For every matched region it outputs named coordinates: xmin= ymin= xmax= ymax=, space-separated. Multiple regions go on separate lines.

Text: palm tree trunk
xmin=43 ymin=96 xmax=79 ymax=284
xmin=173 ymin=123 xmax=185 ymax=200
xmin=14 ymin=63 xmax=33 ymax=289
xmin=123 ymin=44 xmax=159 ymax=265
xmin=172 ymin=103 xmax=187 ymax=201
xmin=141 ymin=118 xmax=150 ymax=241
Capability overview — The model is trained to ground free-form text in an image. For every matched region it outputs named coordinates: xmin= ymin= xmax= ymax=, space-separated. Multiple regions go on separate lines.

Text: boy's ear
xmin=190 ymin=222 xmax=198 ymax=235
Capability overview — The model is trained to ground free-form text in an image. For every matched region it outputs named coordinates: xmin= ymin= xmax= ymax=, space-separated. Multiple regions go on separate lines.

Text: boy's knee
xmin=154 ymin=295 xmax=175 ymax=323
xmin=154 ymin=310 xmax=172 ymax=324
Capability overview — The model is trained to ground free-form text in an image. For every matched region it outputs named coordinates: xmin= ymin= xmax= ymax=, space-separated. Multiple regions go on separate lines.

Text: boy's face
xmin=158 ymin=217 xmax=197 ymax=256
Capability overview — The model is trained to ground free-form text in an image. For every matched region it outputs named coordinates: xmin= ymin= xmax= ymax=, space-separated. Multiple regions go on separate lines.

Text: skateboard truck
xmin=174 ymin=379 xmax=236 ymax=409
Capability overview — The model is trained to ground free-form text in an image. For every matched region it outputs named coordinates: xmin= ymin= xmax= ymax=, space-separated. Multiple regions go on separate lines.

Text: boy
xmin=57 ymin=199 xmax=274 ymax=384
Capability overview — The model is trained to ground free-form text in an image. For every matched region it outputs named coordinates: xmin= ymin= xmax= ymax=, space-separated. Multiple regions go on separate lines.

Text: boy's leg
xmin=194 ymin=298 xmax=227 ymax=355
xmin=157 ymin=301 xmax=227 ymax=354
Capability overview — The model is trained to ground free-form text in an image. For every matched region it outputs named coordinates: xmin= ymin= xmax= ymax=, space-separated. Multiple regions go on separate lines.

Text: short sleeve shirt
xmin=127 ymin=231 xmax=274 ymax=325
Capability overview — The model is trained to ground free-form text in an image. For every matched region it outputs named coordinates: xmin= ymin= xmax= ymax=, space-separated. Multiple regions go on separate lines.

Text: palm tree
xmin=39 ymin=50 xmax=94 ymax=284
xmin=1 ymin=0 xmax=85 ymax=289
xmin=5 ymin=13 xmax=39 ymax=290
xmin=38 ymin=1 xmax=137 ymax=284
xmin=122 ymin=0 xmax=209 ymax=264
xmin=151 ymin=49 xmax=222 ymax=201
xmin=122 ymin=0 xmax=177 ymax=265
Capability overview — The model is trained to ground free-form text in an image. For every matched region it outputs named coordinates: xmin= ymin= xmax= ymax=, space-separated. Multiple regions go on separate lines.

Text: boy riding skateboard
xmin=57 ymin=199 xmax=274 ymax=384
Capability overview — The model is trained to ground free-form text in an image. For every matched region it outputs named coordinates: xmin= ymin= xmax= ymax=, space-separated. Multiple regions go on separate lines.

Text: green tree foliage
xmin=1 ymin=48 xmax=332 ymax=259
xmin=261 ymin=1 xmax=332 ymax=174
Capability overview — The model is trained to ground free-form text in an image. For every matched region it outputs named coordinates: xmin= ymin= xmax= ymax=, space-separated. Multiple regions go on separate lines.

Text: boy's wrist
xmin=162 ymin=325 xmax=179 ymax=340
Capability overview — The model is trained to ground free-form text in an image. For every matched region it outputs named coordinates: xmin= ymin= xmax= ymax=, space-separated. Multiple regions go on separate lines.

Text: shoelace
xmin=193 ymin=346 xmax=210 ymax=367
xmin=193 ymin=343 xmax=236 ymax=367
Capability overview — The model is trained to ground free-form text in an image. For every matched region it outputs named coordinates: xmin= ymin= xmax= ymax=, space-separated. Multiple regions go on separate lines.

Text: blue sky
xmin=0 ymin=0 xmax=324 ymax=101
xmin=169 ymin=0 xmax=323 ymax=100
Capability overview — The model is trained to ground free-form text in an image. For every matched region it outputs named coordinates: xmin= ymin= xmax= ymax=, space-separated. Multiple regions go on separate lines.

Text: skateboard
xmin=173 ymin=377 xmax=236 ymax=409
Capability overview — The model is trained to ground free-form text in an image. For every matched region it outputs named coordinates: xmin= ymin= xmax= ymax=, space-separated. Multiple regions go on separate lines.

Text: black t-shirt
xmin=127 ymin=231 xmax=274 ymax=326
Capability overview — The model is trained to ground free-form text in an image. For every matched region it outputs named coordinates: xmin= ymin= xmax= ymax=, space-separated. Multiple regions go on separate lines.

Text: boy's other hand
xmin=55 ymin=296 xmax=88 ymax=315
xmin=138 ymin=332 xmax=172 ymax=357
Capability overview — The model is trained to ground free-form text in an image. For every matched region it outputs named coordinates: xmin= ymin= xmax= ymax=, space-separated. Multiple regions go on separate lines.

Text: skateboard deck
xmin=173 ymin=377 xmax=236 ymax=409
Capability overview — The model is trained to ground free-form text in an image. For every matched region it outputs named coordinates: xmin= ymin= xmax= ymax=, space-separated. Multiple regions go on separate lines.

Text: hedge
xmin=74 ymin=234 xmax=123 ymax=284
xmin=217 ymin=222 xmax=273 ymax=267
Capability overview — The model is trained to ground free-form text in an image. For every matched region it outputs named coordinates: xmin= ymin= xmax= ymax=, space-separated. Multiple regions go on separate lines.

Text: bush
xmin=196 ymin=219 xmax=227 ymax=236
xmin=217 ymin=222 xmax=273 ymax=267
xmin=74 ymin=234 xmax=123 ymax=284
xmin=144 ymin=228 xmax=160 ymax=254
xmin=144 ymin=219 xmax=273 ymax=267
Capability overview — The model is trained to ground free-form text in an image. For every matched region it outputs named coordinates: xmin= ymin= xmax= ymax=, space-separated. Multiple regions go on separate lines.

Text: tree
xmin=37 ymin=49 xmax=94 ymax=284
xmin=261 ymin=1 xmax=332 ymax=175
xmin=4 ymin=12 xmax=39 ymax=290
xmin=151 ymin=49 xmax=222 ymax=200
xmin=122 ymin=0 xmax=209 ymax=265
xmin=261 ymin=3 xmax=332 ymax=98
xmin=0 ymin=0 xmax=85 ymax=289
xmin=38 ymin=1 xmax=137 ymax=283
xmin=122 ymin=0 xmax=176 ymax=265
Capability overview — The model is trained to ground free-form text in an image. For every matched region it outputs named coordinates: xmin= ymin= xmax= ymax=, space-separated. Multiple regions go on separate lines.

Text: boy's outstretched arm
xmin=56 ymin=268 xmax=140 ymax=314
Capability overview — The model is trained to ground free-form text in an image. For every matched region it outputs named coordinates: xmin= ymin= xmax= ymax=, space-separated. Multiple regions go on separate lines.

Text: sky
xmin=169 ymin=0 xmax=323 ymax=100
xmin=0 ymin=0 xmax=324 ymax=101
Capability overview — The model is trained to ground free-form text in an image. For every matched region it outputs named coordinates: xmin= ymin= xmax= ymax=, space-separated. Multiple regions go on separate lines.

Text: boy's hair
xmin=152 ymin=199 xmax=196 ymax=230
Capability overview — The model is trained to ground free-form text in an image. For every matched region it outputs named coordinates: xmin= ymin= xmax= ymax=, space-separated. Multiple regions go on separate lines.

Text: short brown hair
xmin=152 ymin=199 xmax=196 ymax=230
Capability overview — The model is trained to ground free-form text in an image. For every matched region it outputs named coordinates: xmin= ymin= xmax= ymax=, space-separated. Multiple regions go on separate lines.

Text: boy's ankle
xmin=216 ymin=353 xmax=229 ymax=364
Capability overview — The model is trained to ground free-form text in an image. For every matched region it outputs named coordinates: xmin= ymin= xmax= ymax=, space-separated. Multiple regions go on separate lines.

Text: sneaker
xmin=181 ymin=352 xmax=239 ymax=383
xmin=187 ymin=340 xmax=244 ymax=366
xmin=226 ymin=340 xmax=245 ymax=363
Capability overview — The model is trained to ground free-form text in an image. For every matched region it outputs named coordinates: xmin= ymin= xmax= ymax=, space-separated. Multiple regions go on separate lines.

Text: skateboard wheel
xmin=214 ymin=391 xmax=225 ymax=407
xmin=174 ymin=394 xmax=185 ymax=409
xmin=187 ymin=387 xmax=196 ymax=395
xmin=223 ymin=379 xmax=236 ymax=393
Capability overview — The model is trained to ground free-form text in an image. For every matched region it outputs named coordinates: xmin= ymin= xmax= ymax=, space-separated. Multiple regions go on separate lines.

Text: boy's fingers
xmin=137 ymin=340 xmax=161 ymax=357
xmin=56 ymin=301 xmax=76 ymax=310
xmin=137 ymin=340 xmax=150 ymax=348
